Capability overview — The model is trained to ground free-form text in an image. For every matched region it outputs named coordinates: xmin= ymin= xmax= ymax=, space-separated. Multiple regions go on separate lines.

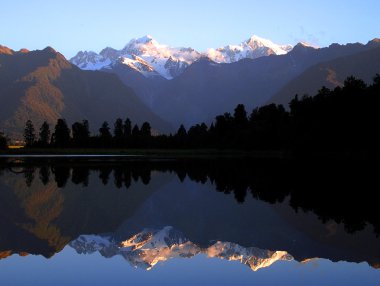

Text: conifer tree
xmin=72 ymin=120 xmax=90 ymax=147
xmin=39 ymin=121 xmax=51 ymax=147
xmin=52 ymin=119 xmax=71 ymax=147
xmin=140 ymin=122 xmax=151 ymax=137
xmin=123 ymin=118 xmax=132 ymax=137
xmin=24 ymin=120 xmax=36 ymax=147
xmin=114 ymin=118 xmax=124 ymax=146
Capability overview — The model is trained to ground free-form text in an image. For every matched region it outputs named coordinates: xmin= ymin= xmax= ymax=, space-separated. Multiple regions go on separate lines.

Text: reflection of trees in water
xmin=0 ymin=158 xmax=379 ymax=235
xmin=113 ymin=167 xmax=139 ymax=188
xmin=99 ymin=167 xmax=112 ymax=185
xmin=71 ymin=167 xmax=89 ymax=186
xmin=24 ymin=166 xmax=36 ymax=187
xmin=39 ymin=165 xmax=50 ymax=185
xmin=51 ymin=166 xmax=70 ymax=188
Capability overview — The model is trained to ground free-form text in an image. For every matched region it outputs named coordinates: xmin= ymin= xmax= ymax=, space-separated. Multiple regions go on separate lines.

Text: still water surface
xmin=0 ymin=157 xmax=379 ymax=285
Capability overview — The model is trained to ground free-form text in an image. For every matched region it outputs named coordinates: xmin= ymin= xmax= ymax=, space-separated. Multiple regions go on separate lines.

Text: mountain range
xmin=99 ymin=37 xmax=380 ymax=128
xmin=70 ymin=35 xmax=293 ymax=79
xmin=1 ymin=35 xmax=380 ymax=138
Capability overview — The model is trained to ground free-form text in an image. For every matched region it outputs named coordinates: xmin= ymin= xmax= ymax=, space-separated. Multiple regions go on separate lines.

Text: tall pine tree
xmin=39 ymin=121 xmax=50 ymax=147
xmin=24 ymin=120 xmax=36 ymax=147
xmin=51 ymin=119 xmax=71 ymax=147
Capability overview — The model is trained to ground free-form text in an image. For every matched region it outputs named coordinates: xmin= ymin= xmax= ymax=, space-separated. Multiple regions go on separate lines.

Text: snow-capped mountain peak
xmin=70 ymin=50 xmax=112 ymax=70
xmin=122 ymin=35 xmax=162 ymax=55
xmin=133 ymin=35 xmax=154 ymax=44
xmin=99 ymin=47 xmax=119 ymax=60
xmin=298 ymin=41 xmax=319 ymax=49
xmin=70 ymin=34 xmax=293 ymax=79
xmin=246 ymin=35 xmax=290 ymax=54
xmin=206 ymin=35 xmax=293 ymax=63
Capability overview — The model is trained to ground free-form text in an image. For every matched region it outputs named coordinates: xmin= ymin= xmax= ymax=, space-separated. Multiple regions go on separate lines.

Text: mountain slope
xmin=70 ymin=35 xmax=292 ymax=79
xmin=268 ymin=41 xmax=380 ymax=106
xmin=137 ymin=40 xmax=380 ymax=127
xmin=0 ymin=46 xmax=171 ymax=138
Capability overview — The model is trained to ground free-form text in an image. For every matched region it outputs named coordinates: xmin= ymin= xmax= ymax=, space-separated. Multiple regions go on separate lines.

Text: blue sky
xmin=1 ymin=0 xmax=379 ymax=58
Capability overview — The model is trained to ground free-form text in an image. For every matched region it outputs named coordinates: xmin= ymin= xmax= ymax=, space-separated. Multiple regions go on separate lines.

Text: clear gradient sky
xmin=1 ymin=0 xmax=379 ymax=58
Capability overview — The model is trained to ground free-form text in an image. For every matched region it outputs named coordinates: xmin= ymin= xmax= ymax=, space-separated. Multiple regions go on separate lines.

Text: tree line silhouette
xmin=22 ymin=118 xmax=153 ymax=148
xmin=0 ymin=74 xmax=379 ymax=152
xmin=1 ymin=157 xmax=379 ymax=235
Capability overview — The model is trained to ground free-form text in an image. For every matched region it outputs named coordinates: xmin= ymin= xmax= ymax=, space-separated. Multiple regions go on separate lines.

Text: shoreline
xmin=1 ymin=148 xmax=378 ymax=160
xmin=0 ymin=148 xmax=289 ymax=159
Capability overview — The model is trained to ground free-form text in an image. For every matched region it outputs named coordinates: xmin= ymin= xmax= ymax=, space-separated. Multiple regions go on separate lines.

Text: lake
xmin=0 ymin=156 xmax=379 ymax=285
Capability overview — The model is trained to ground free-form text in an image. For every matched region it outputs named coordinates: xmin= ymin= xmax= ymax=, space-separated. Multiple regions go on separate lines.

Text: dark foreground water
xmin=0 ymin=156 xmax=379 ymax=285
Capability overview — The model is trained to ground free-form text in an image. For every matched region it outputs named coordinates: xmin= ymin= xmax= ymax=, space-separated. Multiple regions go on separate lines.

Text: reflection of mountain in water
xmin=70 ymin=226 xmax=293 ymax=271
xmin=0 ymin=160 xmax=171 ymax=257
xmin=0 ymin=157 xmax=379 ymax=269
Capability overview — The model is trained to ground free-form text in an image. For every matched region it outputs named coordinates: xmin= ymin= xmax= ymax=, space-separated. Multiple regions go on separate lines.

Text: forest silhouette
xmin=6 ymin=74 xmax=378 ymax=156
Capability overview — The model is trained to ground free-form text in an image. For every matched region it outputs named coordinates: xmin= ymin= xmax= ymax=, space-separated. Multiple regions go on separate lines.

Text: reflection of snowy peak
xmin=69 ymin=226 xmax=293 ymax=271
xmin=70 ymin=35 xmax=294 ymax=79
xmin=206 ymin=241 xmax=292 ymax=271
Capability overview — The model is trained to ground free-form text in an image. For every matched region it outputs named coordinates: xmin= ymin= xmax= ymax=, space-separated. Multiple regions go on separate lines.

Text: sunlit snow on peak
xmin=298 ymin=41 xmax=320 ymax=49
xmin=70 ymin=34 xmax=293 ymax=79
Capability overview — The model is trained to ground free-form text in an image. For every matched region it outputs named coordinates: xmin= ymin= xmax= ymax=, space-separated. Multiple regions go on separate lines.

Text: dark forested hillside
xmin=269 ymin=42 xmax=380 ymax=106
xmin=0 ymin=46 xmax=170 ymax=139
